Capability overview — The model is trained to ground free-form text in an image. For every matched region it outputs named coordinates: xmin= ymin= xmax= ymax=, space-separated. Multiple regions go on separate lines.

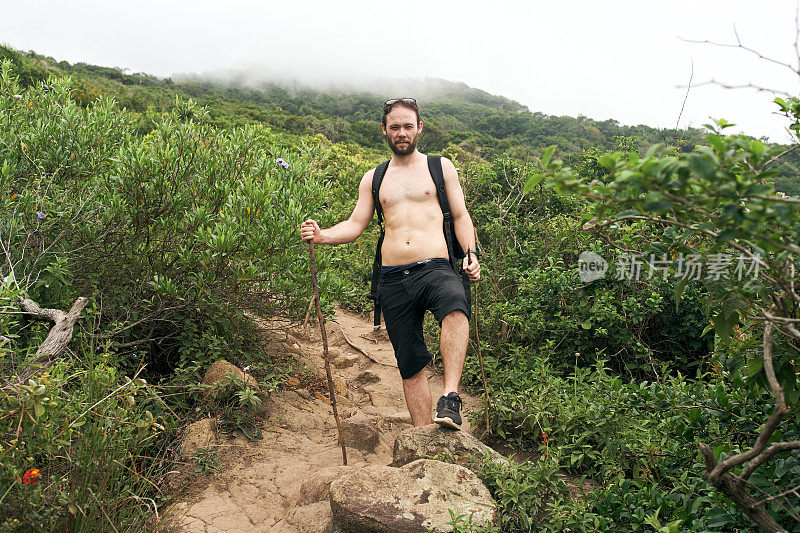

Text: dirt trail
xmin=165 ymin=307 xmax=482 ymax=532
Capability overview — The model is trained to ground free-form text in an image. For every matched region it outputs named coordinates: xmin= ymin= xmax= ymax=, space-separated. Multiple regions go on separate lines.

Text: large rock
xmin=201 ymin=360 xmax=261 ymax=401
xmin=340 ymin=412 xmax=380 ymax=451
xmin=330 ymin=459 xmax=497 ymax=532
xmin=393 ymin=424 xmax=509 ymax=468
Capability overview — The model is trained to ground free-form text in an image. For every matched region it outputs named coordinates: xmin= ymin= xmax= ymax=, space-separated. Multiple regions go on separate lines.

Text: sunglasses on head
xmin=384 ymin=97 xmax=417 ymax=108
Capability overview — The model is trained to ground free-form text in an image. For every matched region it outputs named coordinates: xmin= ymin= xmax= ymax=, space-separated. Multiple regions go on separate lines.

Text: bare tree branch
xmin=686 ymin=80 xmax=790 ymax=97
xmin=680 ymin=31 xmax=799 ymax=75
xmin=756 ymin=484 xmax=800 ymax=507
xmin=675 ymin=61 xmax=694 ymax=131
xmin=741 ymin=441 xmax=800 ymax=481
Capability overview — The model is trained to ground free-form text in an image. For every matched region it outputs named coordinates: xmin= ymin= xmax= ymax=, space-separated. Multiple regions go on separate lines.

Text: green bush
xmin=0 ymin=278 xmax=175 ymax=530
xmin=0 ymin=60 xmax=330 ymax=375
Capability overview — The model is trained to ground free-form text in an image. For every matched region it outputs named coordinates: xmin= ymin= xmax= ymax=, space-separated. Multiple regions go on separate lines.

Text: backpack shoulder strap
xmin=370 ymin=160 xmax=391 ymax=326
xmin=371 ymin=160 xmax=390 ymax=227
xmin=427 ymin=155 xmax=459 ymax=272
xmin=427 ymin=155 xmax=450 ymax=215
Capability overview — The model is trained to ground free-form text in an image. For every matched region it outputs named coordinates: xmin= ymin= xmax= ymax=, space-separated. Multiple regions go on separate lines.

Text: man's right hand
xmin=300 ymin=219 xmax=323 ymax=243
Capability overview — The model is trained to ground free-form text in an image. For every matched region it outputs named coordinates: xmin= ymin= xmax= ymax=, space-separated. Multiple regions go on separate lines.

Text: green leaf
xmin=615 ymin=209 xmax=641 ymax=218
xmin=674 ymin=277 xmax=688 ymax=312
xmin=749 ymin=140 xmax=766 ymax=159
xmin=715 ymin=227 xmax=738 ymax=243
xmin=644 ymin=143 xmax=662 ymax=158
xmin=689 ymin=154 xmax=715 ymax=180
xmin=541 ymin=145 xmax=556 ymax=169
xmin=713 ymin=312 xmax=737 ymax=343
xmin=598 ymin=154 xmax=617 ymax=171
xmin=523 ymin=173 xmax=544 ymax=194
xmin=34 ymin=403 xmax=44 ymax=419
xmin=746 ymin=358 xmax=763 ymax=377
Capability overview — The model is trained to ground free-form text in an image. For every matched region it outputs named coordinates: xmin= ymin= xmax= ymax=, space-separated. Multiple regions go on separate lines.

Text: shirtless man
xmin=300 ymin=98 xmax=480 ymax=429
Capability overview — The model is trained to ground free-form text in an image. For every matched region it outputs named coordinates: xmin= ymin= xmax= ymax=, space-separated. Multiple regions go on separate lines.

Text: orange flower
xmin=22 ymin=468 xmax=41 ymax=485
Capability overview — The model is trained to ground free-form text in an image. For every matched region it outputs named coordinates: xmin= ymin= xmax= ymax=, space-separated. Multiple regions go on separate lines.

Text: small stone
xmin=369 ymin=391 xmax=394 ymax=407
xmin=384 ymin=411 xmax=413 ymax=424
xmin=180 ymin=418 xmax=217 ymax=460
xmin=296 ymin=388 xmax=311 ymax=400
xmin=340 ymin=412 xmax=379 ymax=451
xmin=201 ymin=360 xmax=261 ymax=402
xmin=282 ymin=341 xmax=305 ymax=355
xmin=333 ymin=353 xmax=359 ymax=369
xmin=354 ymin=370 xmax=380 ymax=384
xmin=334 ymin=379 xmax=348 ymax=398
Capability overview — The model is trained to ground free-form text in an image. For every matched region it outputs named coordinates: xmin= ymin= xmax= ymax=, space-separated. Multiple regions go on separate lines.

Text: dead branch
xmin=12 ymin=296 xmax=87 ymax=385
xmin=341 ymin=329 xmax=393 ymax=367
xmin=19 ymin=296 xmax=87 ymax=359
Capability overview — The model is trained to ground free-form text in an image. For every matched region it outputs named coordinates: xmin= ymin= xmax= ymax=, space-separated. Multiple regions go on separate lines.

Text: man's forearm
xmin=319 ymin=219 xmax=365 ymax=245
xmin=453 ymin=213 xmax=476 ymax=255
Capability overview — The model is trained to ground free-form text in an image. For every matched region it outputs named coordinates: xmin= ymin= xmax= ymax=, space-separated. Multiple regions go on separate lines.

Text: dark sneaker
xmin=434 ymin=392 xmax=462 ymax=430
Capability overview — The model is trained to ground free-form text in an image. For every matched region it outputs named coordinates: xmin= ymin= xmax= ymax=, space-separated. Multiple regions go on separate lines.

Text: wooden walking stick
xmin=308 ymin=241 xmax=347 ymax=465
xmin=470 ymin=247 xmax=491 ymax=440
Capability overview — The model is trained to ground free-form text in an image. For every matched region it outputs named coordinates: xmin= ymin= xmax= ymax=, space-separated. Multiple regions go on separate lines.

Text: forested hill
xmin=0 ymin=44 xmax=706 ymax=157
xmin=3 ymin=44 xmax=800 ymax=194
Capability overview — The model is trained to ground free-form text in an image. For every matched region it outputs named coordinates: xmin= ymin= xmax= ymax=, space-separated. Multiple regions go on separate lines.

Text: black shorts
xmin=376 ymin=258 xmax=471 ymax=380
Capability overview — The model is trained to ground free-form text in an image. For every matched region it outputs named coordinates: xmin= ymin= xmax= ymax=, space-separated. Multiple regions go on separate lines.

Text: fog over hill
xmin=173 ymin=67 xmax=530 ymax=112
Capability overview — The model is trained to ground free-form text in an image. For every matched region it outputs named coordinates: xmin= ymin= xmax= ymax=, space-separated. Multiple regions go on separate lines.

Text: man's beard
xmin=386 ymin=134 xmax=418 ymax=156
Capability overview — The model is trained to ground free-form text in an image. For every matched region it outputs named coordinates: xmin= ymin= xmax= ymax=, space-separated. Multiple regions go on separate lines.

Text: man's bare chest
xmin=379 ymin=171 xmax=438 ymax=210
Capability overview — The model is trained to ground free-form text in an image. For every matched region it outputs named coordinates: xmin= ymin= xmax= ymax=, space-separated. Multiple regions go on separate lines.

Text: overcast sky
xmin=2 ymin=0 xmax=799 ymax=142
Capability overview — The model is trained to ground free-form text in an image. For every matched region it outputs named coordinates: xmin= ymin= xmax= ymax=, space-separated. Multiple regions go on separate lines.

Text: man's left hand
xmin=463 ymin=253 xmax=480 ymax=282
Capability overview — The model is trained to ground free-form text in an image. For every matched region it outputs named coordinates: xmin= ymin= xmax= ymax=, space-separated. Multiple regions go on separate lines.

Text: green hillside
xmin=0 ymin=45 xmax=697 ymax=153
xmin=5 ymin=44 xmax=799 ymax=196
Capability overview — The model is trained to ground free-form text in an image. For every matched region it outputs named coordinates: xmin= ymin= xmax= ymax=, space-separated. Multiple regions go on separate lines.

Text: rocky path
xmin=165 ymin=308 xmax=483 ymax=532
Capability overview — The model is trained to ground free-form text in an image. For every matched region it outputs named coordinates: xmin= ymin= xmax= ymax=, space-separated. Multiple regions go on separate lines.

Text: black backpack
xmin=369 ymin=155 xmax=470 ymax=326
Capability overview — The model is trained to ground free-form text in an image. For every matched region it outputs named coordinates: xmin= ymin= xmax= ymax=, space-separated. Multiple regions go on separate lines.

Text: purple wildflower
xmin=276 ymin=158 xmax=290 ymax=169
xmin=0 ymin=335 xmax=9 ymax=344
xmin=36 ymin=211 xmax=46 ymax=220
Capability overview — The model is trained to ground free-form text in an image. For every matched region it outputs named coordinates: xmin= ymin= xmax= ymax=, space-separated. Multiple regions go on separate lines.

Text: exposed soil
xmin=162 ymin=307 xmax=483 ymax=532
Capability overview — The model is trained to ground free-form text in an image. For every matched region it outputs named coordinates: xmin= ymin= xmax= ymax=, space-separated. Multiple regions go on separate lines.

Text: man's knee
xmin=402 ymin=366 xmax=427 ymax=384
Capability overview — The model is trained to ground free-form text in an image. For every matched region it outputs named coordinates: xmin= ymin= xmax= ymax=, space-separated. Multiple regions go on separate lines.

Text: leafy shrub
xmin=0 ymin=282 xmax=175 ymax=530
xmin=0 ymin=60 xmax=330 ymax=375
